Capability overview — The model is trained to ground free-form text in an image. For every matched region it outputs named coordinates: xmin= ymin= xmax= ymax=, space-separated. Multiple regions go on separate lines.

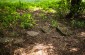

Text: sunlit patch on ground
xmin=44 ymin=9 xmax=56 ymax=13
xmin=29 ymin=6 xmax=56 ymax=13
xmin=80 ymin=32 xmax=85 ymax=36
xmin=29 ymin=7 xmax=43 ymax=11
xmin=14 ymin=43 xmax=55 ymax=55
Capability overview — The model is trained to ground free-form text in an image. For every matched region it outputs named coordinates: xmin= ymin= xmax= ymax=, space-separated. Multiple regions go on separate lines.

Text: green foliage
xmin=51 ymin=19 xmax=58 ymax=27
xmin=0 ymin=0 xmax=85 ymax=29
xmin=39 ymin=13 xmax=48 ymax=19
xmin=71 ymin=20 xmax=85 ymax=28
xmin=0 ymin=6 xmax=19 ymax=28
xmin=79 ymin=2 xmax=85 ymax=14
xmin=0 ymin=2 xmax=36 ymax=29
xmin=20 ymin=14 xmax=36 ymax=29
xmin=56 ymin=0 xmax=70 ymax=18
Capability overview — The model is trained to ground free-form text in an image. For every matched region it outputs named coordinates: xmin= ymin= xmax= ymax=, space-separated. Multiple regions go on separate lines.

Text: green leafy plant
xmin=51 ymin=19 xmax=58 ymax=27
xmin=71 ymin=20 xmax=85 ymax=28
xmin=20 ymin=14 xmax=36 ymax=29
xmin=56 ymin=0 xmax=69 ymax=18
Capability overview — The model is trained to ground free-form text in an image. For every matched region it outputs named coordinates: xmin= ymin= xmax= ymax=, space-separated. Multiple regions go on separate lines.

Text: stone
xmin=0 ymin=37 xmax=24 ymax=44
xmin=27 ymin=31 xmax=39 ymax=36
xmin=56 ymin=23 xmax=73 ymax=36
xmin=14 ymin=38 xmax=24 ymax=44
xmin=40 ymin=26 xmax=51 ymax=33
xmin=0 ymin=37 xmax=13 ymax=43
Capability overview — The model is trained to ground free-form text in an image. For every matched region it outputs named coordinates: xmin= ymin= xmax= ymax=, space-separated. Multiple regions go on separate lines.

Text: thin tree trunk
xmin=66 ymin=0 xmax=82 ymax=18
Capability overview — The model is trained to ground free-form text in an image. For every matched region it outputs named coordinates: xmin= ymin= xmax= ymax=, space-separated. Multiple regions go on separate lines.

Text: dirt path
xmin=13 ymin=10 xmax=85 ymax=55
xmin=0 ymin=10 xmax=85 ymax=55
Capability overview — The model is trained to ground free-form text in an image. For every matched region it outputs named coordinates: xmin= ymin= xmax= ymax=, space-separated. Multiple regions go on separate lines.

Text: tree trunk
xmin=66 ymin=0 xmax=82 ymax=18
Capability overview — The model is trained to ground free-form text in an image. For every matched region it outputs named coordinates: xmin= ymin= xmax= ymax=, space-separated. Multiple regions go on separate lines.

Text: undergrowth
xmin=0 ymin=0 xmax=59 ymax=30
xmin=0 ymin=0 xmax=85 ymax=30
xmin=0 ymin=2 xmax=36 ymax=29
xmin=71 ymin=19 xmax=85 ymax=28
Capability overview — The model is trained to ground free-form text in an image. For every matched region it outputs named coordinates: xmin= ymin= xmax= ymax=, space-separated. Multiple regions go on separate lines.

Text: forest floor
xmin=0 ymin=9 xmax=85 ymax=55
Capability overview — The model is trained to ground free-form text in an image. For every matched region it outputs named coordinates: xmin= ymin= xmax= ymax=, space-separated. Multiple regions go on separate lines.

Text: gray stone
xmin=40 ymin=26 xmax=51 ymax=33
xmin=0 ymin=37 xmax=13 ymax=43
xmin=27 ymin=31 xmax=39 ymax=36
xmin=0 ymin=37 xmax=24 ymax=44
xmin=13 ymin=38 xmax=24 ymax=44
xmin=56 ymin=23 xmax=73 ymax=36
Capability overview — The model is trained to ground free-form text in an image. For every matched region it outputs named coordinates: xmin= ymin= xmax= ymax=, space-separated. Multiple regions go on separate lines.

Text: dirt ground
xmin=0 ymin=9 xmax=85 ymax=55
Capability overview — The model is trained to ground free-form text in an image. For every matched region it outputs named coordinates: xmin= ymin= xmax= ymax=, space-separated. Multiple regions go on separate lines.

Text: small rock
xmin=27 ymin=31 xmax=39 ymax=36
xmin=40 ymin=26 xmax=51 ymax=33
xmin=14 ymin=38 xmax=24 ymax=44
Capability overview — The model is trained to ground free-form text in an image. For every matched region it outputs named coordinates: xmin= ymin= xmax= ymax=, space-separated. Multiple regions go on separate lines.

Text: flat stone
xmin=0 ymin=37 xmax=13 ymax=43
xmin=0 ymin=37 xmax=24 ymax=44
xmin=40 ymin=26 xmax=51 ymax=33
xmin=14 ymin=38 xmax=24 ymax=44
xmin=27 ymin=31 xmax=39 ymax=36
xmin=56 ymin=23 xmax=73 ymax=36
